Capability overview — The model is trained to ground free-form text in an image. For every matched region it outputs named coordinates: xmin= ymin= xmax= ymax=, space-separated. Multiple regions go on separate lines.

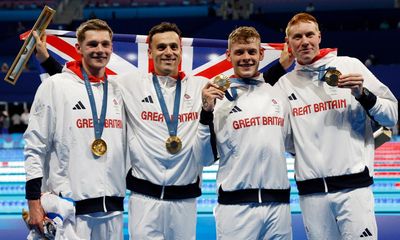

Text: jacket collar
xmin=66 ymin=61 xmax=105 ymax=83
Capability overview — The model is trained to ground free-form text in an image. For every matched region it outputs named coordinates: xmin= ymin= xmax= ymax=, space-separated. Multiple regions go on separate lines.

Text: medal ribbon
xmin=82 ymin=68 xmax=108 ymax=140
xmin=299 ymin=65 xmax=337 ymax=81
xmin=225 ymin=78 xmax=260 ymax=101
xmin=152 ymin=74 xmax=181 ymax=137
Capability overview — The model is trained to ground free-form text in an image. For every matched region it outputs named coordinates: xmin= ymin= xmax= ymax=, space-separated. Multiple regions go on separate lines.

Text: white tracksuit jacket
xmin=118 ymin=71 xmax=215 ymax=188
xmin=214 ymin=75 xmax=293 ymax=192
xmin=24 ymin=65 xmax=127 ymax=202
xmin=277 ymin=51 xmax=398 ymax=183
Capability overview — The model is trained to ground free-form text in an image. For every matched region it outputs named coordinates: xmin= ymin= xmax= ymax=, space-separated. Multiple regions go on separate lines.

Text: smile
xmin=300 ymin=49 xmax=311 ymax=53
xmin=238 ymin=64 xmax=254 ymax=67
xmin=92 ymin=56 xmax=107 ymax=60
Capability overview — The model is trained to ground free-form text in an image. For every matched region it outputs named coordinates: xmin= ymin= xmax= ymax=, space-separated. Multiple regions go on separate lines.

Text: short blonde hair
xmin=228 ymin=26 xmax=261 ymax=50
xmin=285 ymin=13 xmax=319 ymax=37
xmin=76 ymin=19 xmax=113 ymax=43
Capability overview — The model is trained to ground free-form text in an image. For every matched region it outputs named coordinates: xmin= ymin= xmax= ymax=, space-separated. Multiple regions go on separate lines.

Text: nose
xmin=164 ymin=46 xmax=173 ymax=55
xmin=300 ymin=36 xmax=309 ymax=46
xmin=96 ymin=45 xmax=104 ymax=52
xmin=93 ymin=43 xmax=106 ymax=53
xmin=241 ymin=50 xmax=251 ymax=60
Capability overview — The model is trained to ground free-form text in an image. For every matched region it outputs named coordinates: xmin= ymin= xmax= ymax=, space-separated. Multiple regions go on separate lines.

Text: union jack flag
xmin=23 ymin=29 xmax=284 ymax=78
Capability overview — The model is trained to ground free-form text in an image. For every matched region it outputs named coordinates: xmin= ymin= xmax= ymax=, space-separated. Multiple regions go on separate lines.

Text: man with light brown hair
xmin=25 ymin=19 xmax=127 ymax=239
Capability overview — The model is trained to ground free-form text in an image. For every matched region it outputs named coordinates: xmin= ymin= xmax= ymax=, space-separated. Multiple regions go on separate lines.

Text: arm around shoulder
xmin=263 ymin=61 xmax=286 ymax=86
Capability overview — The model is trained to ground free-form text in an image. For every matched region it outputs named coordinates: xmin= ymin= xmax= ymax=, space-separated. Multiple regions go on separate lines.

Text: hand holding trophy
xmin=4 ymin=6 xmax=55 ymax=85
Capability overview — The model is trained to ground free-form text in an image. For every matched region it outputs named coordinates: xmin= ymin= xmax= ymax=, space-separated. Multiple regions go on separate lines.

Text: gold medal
xmin=323 ymin=69 xmax=341 ymax=86
xmin=213 ymin=74 xmax=231 ymax=91
xmin=91 ymin=139 xmax=107 ymax=157
xmin=165 ymin=136 xmax=182 ymax=154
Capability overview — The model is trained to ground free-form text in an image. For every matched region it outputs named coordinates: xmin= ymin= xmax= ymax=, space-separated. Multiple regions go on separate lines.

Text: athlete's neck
xmin=154 ymin=70 xmax=180 ymax=80
xmin=82 ymin=62 xmax=105 ymax=78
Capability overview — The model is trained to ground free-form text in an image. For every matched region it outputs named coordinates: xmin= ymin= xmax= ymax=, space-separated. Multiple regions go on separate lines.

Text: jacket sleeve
xmin=41 ymin=55 xmax=63 ymax=76
xmin=192 ymin=79 xmax=218 ymax=167
xmin=24 ymin=79 xmax=56 ymax=199
xmin=355 ymin=59 xmax=398 ymax=127
xmin=263 ymin=61 xmax=286 ymax=86
xmin=195 ymin=109 xmax=218 ymax=167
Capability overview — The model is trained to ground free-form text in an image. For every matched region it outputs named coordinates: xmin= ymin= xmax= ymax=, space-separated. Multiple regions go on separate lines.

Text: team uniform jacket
xmin=214 ymin=75 xmax=293 ymax=198
xmin=277 ymin=51 xmax=398 ymax=189
xmin=24 ymin=64 xmax=127 ymax=209
xmin=118 ymin=71 xmax=215 ymax=192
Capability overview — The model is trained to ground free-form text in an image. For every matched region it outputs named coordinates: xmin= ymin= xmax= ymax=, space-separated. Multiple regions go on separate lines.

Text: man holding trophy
xmin=24 ymin=19 xmax=127 ymax=239
xmin=202 ymin=26 xmax=294 ymax=239
xmin=274 ymin=13 xmax=398 ymax=239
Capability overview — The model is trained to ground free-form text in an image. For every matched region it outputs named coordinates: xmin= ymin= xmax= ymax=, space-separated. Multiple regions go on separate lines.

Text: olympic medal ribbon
xmin=152 ymin=74 xmax=182 ymax=154
xmin=82 ymin=68 xmax=108 ymax=156
xmin=225 ymin=78 xmax=260 ymax=101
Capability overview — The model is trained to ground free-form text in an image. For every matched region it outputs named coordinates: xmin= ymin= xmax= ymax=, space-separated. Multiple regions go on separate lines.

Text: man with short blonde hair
xmin=206 ymin=26 xmax=293 ymax=239
xmin=227 ymin=26 xmax=260 ymax=49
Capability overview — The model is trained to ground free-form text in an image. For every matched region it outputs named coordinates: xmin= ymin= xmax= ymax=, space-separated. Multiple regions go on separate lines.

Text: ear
xmin=226 ymin=49 xmax=231 ymax=62
xmin=75 ymin=43 xmax=82 ymax=55
xmin=259 ymin=47 xmax=265 ymax=61
xmin=318 ymin=32 xmax=322 ymax=44
xmin=148 ymin=47 xmax=153 ymax=60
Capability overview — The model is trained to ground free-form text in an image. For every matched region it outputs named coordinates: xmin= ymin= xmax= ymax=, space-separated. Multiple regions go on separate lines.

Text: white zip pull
xmin=160 ymin=186 xmax=165 ymax=200
xmin=322 ymin=178 xmax=328 ymax=193
xmin=103 ymin=196 xmax=107 ymax=212
xmin=258 ymin=189 xmax=262 ymax=203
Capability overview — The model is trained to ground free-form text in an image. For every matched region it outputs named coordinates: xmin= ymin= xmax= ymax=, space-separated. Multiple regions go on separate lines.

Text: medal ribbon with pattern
xmin=152 ymin=74 xmax=182 ymax=154
xmin=82 ymin=68 xmax=108 ymax=157
xmin=225 ymin=78 xmax=260 ymax=101
xmin=299 ymin=65 xmax=341 ymax=86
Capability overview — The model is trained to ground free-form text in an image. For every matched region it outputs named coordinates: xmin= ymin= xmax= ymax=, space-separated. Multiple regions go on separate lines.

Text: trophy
xmin=4 ymin=6 xmax=56 ymax=85
xmin=213 ymin=74 xmax=230 ymax=91
xmin=373 ymin=126 xmax=392 ymax=149
xmin=323 ymin=69 xmax=341 ymax=87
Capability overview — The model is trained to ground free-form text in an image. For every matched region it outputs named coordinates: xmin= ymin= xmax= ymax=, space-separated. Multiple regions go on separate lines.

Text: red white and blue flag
xmin=23 ymin=29 xmax=284 ymax=78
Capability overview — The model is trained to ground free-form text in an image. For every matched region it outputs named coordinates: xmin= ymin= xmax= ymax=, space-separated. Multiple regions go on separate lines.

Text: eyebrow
xmin=293 ymin=30 xmax=316 ymax=36
xmin=157 ymin=42 xmax=178 ymax=46
xmin=233 ymin=47 xmax=257 ymax=52
xmin=87 ymin=40 xmax=111 ymax=44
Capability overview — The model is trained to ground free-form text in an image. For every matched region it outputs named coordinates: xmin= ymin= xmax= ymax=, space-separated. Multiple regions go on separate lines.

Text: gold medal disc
xmin=165 ymin=136 xmax=182 ymax=154
xmin=213 ymin=74 xmax=231 ymax=91
xmin=91 ymin=139 xmax=107 ymax=157
xmin=323 ymin=69 xmax=341 ymax=86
